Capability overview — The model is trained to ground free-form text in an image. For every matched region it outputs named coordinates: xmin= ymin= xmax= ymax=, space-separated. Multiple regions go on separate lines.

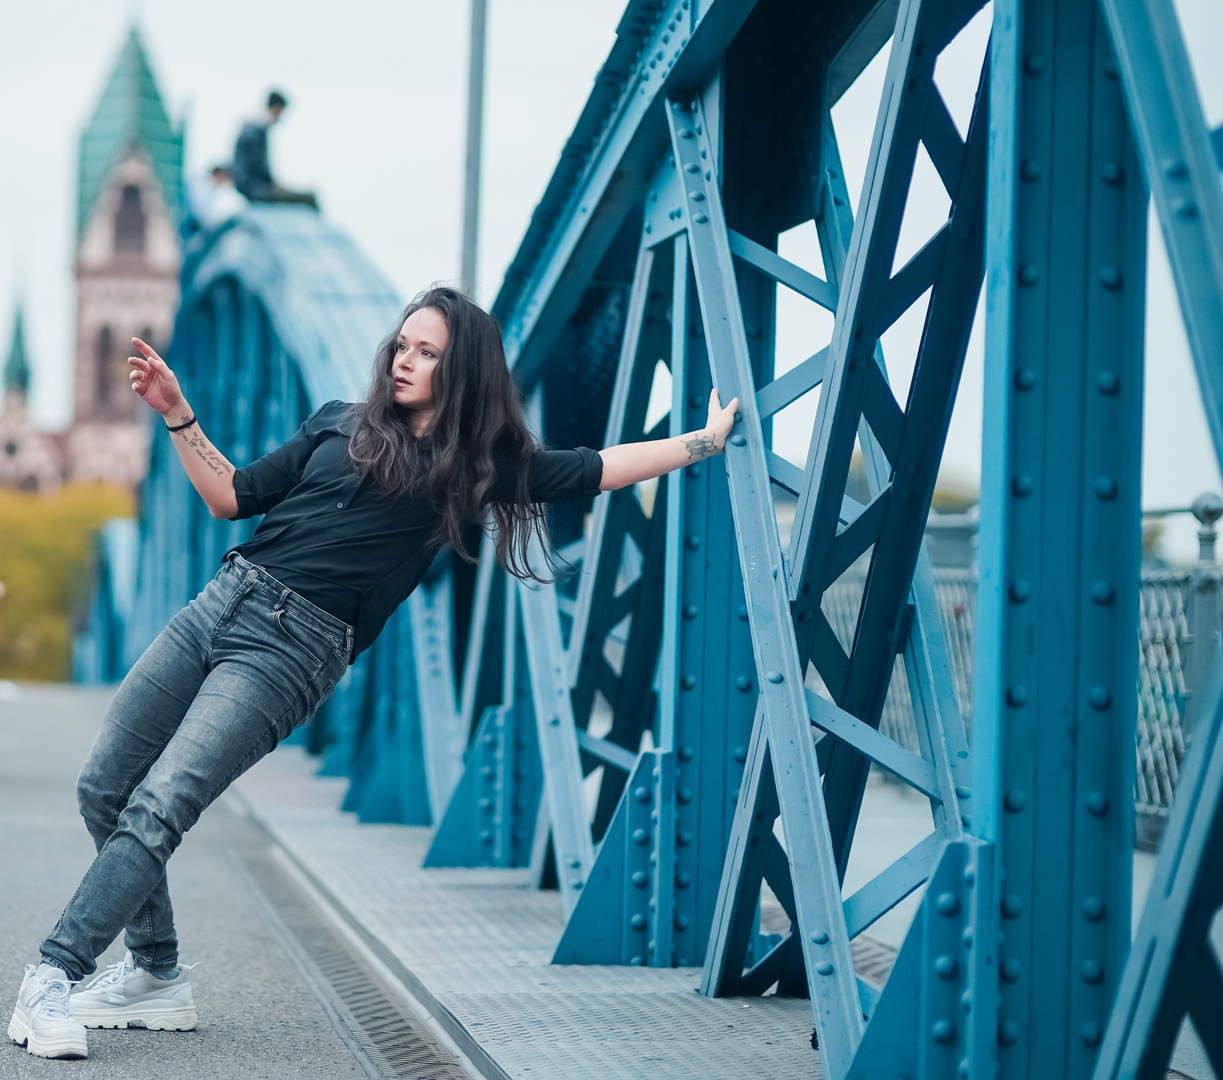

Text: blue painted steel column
xmin=661 ymin=234 xmax=758 ymax=970
xmin=971 ymin=0 xmax=1146 ymax=1075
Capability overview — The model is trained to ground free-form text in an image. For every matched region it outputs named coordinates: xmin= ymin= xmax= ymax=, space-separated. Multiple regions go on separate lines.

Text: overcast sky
xmin=0 ymin=0 xmax=1220 ymax=559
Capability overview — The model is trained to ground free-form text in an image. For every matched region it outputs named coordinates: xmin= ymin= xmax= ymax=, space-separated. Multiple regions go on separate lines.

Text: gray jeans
xmin=40 ymin=554 xmax=351 ymax=981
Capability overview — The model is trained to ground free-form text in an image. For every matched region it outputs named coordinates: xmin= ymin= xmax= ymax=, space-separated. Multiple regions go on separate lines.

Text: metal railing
xmin=828 ymin=497 xmax=1223 ymax=834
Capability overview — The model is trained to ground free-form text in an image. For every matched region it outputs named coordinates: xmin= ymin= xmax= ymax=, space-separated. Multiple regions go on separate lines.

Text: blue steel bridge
xmin=75 ymin=0 xmax=1223 ymax=1077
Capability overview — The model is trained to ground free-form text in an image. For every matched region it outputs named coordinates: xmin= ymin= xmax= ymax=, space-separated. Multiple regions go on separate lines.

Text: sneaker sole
xmin=70 ymin=999 xmax=197 ymax=1031
xmin=7 ymin=1011 xmax=88 ymax=1058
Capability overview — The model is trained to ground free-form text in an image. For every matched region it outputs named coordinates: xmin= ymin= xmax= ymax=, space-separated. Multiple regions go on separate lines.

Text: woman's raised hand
xmin=702 ymin=387 xmax=740 ymax=452
xmin=128 ymin=338 xmax=185 ymax=418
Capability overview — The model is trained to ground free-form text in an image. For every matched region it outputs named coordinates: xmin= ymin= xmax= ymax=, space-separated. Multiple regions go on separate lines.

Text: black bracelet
xmin=166 ymin=415 xmax=198 ymax=433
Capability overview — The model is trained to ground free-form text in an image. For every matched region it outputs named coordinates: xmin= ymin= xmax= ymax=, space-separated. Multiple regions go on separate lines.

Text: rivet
xmin=677 ymin=829 xmax=693 ymax=846
xmin=674 ymin=913 xmax=691 ymax=930
xmin=766 ymin=671 xmax=784 ymax=684
xmin=1004 ymin=789 xmax=1027 ymax=813
xmin=961 ymin=990 xmax=973 ymax=1014
xmin=675 ymin=871 xmax=692 ymax=888
xmin=1096 ymin=370 xmax=1120 ymax=394
xmin=678 ymin=745 xmax=695 ymax=761
xmin=1094 ymin=476 xmax=1118 ymax=500
xmin=693 ymin=213 xmax=709 ymax=224
xmin=798 ymin=609 xmax=815 ymax=623
xmin=1002 ymin=894 xmax=1023 ymax=918
xmin=1007 ymin=684 xmax=1029 ymax=708
xmin=1089 ymin=686 xmax=1112 ymax=710
xmin=683 ymin=604 xmax=699 ymax=620
xmin=998 ymin=1019 xmax=1020 ymax=1046
xmin=685 ymin=163 xmax=699 ymax=174
xmin=1009 ymin=580 xmax=1031 ymax=603
xmin=955 ymin=785 xmax=972 ymax=799
xmin=816 ymin=962 xmax=834 ymax=976
xmin=634 ymin=786 xmax=650 ymax=802
xmin=1083 ymin=896 xmax=1106 ymax=921
xmin=678 ymin=128 xmax=694 ymax=139
xmin=630 ymin=955 xmax=644 ymax=966
xmin=1020 ymin=159 xmax=1042 ymax=181
xmin=681 ymin=674 xmax=696 ymax=690
xmin=963 ymin=868 xmax=975 ymax=887
xmin=736 ymin=675 xmax=752 ymax=691
xmin=936 ymin=892 xmax=960 ymax=917
xmin=1081 ymin=959 xmax=1104 ymax=983
xmin=934 ymin=955 xmax=958 ymax=980
xmin=630 ymin=913 xmax=647 ymax=929
xmin=479 ymin=830 xmax=492 ymax=842
xmin=1023 ymin=54 xmax=1044 ymax=76
xmin=1174 ymin=198 xmax=1199 ymax=221
xmin=1001 ymin=957 xmax=1022 ymax=983
xmin=737 ymin=606 xmax=749 ymax=620
xmin=962 ymin=928 xmax=974 ymax=948
xmin=1086 ymin=791 xmax=1109 ymax=815
xmin=573 ymin=880 xmax=583 ymax=890
xmin=1100 ymin=266 xmax=1123 ymax=290
xmin=478 ymin=797 xmax=492 ymax=810
xmin=1015 ymin=368 xmax=1037 ymax=390
xmin=932 ymin=1019 xmax=956 ymax=1045
xmin=1103 ymin=57 xmax=1119 ymax=79
xmin=689 ymin=191 xmax=706 ymax=202
xmin=479 ymin=765 xmax=493 ymax=777
xmin=811 ymin=931 xmax=830 ymax=945
xmin=1018 ymin=264 xmax=1040 ymax=286
xmin=1091 ymin=581 xmax=1115 ymax=605
xmin=685 ymin=534 xmax=701 ymax=550
xmin=632 ymin=828 xmax=649 ymax=845
xmin=677 ymin=787 xmax=693 ymax=804
xmin=1164 ymin=159 xmax=1189 ymax=181
xmin=730 ymin=434 xmax=746 ymax=446
xmin=732 ymin=746 xmax=747 ymax=763
xmin=689 ymin=393 xmax=705 ymax=409
xmin=632 ymin=871 xmax=648 ymax=887
xmin=1012 ymin=474 xmax=1034 ymax=496
xmin=1081 ymin=1022 xmax=1102 ymax=1047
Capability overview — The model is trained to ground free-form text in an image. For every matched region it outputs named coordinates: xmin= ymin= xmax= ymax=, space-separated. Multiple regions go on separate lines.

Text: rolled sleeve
xmin=229 ymin=401 xmax=343 ymax=519
xmin=524 ymin=447 xmax=604 ymax=502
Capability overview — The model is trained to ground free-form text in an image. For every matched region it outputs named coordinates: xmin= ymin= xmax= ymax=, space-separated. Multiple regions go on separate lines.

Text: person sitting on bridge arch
xmin=229 ymin=90 xmax=318 ymax=210
xmin=7 ymin=285 xmax=739 ymax=1059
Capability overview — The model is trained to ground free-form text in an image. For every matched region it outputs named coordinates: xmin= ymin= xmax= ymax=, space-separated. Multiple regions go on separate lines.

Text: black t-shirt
xmin=229 ymin=401 xmax=603 ymax=659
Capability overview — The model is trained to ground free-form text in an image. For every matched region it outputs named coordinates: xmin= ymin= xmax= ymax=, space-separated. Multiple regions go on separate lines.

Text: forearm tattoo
xmin=685 ymin=433 xmax=720 ymax=461
xmin=173 ymin=418 xmax=233 ymax=477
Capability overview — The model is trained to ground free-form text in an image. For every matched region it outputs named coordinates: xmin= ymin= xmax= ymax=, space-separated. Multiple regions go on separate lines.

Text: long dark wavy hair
xmin=348 ymin=286 xmax=548 ymax=579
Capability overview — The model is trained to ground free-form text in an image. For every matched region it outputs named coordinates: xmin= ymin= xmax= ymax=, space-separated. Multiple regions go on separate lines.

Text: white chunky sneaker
xmin=8 ymin=963 xmax=88 ymax=1059
xmin=70 ymin=951 xmax=198 ymax=1031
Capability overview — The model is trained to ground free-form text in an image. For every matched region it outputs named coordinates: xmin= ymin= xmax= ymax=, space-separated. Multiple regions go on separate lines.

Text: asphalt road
xmin=0 ymin=682 xmax=367 ymax=1080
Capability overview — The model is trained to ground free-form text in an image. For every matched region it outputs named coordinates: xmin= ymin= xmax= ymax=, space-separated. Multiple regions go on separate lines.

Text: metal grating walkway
xmin=233 ymin=748 xmax=855 ymax=1080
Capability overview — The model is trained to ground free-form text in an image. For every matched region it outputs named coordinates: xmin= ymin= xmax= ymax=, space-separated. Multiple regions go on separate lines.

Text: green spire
xmin=4 ymin=305 xmax=30 ymax=397
xmin=77 ymin=26 xmax=183 ymax=240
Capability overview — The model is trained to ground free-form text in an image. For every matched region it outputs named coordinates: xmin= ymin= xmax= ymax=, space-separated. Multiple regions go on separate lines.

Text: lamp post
xmin=460 ymin=0 xmax=488 ymax=299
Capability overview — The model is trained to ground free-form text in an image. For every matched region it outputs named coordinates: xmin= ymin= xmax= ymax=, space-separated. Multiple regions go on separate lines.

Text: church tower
xmin=0 ymin=304 xmax=64 ymax=492
xmin=69 ymin=27 xmax=182 ymax=489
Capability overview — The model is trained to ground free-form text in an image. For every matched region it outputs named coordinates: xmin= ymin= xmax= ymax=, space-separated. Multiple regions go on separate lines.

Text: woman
xmin=8 ymin=285 xmax=738 ymax=1059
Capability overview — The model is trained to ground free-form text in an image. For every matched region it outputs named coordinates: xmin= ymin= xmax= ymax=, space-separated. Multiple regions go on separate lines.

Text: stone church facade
xmin=0 ymin=28 xmax=184 ymax=495
xmin=65 ymin=27 xmax=183 ymax=491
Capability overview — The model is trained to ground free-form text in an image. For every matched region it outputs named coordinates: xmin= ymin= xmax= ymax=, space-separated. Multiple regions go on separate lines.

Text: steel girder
xmin=455 ymin=0 xmax=1223 ymax=1077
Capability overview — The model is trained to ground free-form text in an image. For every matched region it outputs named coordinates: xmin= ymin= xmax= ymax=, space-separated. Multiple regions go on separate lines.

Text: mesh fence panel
xmin=820 ymin=569 xmax=1193 ymax=816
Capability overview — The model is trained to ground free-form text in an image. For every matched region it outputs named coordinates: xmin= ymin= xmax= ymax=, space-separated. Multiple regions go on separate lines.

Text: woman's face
xmin=392 ymin=306 xmax=449 ymax=415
